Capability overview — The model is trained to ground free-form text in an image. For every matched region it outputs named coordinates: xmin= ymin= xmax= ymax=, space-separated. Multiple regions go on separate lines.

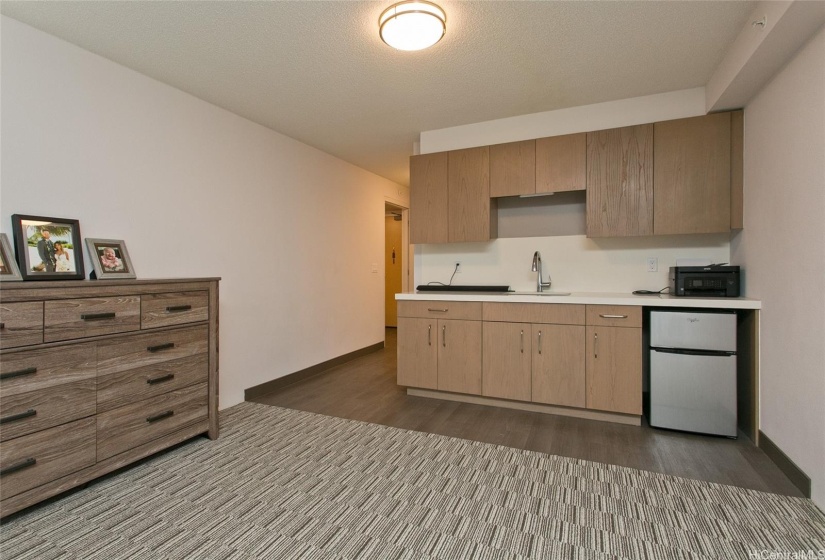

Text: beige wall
xmin=0 ymin=16 xmax=409 ymax=409
xmin=731 ymin=25 xmax=825 ymax=508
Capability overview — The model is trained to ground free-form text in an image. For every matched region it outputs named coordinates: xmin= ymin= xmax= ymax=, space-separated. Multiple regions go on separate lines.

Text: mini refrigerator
xmin=649 ymin=310 xmax=737 ymax=437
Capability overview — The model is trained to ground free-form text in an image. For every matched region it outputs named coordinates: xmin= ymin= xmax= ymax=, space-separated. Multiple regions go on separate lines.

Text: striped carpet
xmin=1 ymin=402 xmax=823 ymax=559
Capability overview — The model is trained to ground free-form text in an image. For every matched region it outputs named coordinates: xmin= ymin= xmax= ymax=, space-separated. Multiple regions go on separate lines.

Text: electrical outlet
xmin=646 ymin=257 xmax=658 ymax=272
xmin=454 ymin=261 xmax=462 ymax=273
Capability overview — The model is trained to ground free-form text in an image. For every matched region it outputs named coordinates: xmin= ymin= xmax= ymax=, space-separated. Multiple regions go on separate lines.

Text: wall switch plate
xmin=646 ymin=257 xmax=658 ymax=272
xmin=454 ymin=262 xmax=462 ymax=273
xmin=371 ymin=263 xmax=378 ymax=273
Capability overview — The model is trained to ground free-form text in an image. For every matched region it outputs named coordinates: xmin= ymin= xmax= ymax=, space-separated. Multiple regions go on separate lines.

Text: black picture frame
xmin=11 ymin=214 xmax=85 ymax=281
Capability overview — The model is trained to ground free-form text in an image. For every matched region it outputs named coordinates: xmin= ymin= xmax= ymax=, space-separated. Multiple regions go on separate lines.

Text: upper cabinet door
xmin=536 ymin=133 xmax=586 ymax=194
xmin=654 ymin=113 xmax=732 ymax=235
xmin=586 ymin=125 xmax=653 ymax=237
xmin=410 ymin=152 xmax=449 ymax=244
xmin=490 ymin=140 xmax=536 ymax=197
xmin=448 ymin=147 xmax=496 ymax=243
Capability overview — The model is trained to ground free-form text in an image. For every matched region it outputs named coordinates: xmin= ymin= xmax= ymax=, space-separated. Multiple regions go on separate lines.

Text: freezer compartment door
xmin=650 ymin=349 xmax=737 ymax=437
xmin=650 ymin=311 xmax=737 ymax=352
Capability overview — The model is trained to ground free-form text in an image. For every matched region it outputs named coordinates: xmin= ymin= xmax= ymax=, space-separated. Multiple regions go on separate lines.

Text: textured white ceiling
xmin=0 ymin=1 xmax=755 ymax=186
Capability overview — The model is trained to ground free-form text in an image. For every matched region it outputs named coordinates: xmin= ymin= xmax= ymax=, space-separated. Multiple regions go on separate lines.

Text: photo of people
xmin=11 ymin=215 xmax=85 ymax=281
xmin=26 ymin=224 xmax=76 ymax=273
xmin=85 ymin=238 xmax=136 ymax=279
xmin=96 ymin=244 xmax=128 ymax=273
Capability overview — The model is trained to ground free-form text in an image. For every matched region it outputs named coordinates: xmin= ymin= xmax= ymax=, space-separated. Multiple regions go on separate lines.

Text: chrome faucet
xmin=531 ymin=251 xmax=552 ymax=292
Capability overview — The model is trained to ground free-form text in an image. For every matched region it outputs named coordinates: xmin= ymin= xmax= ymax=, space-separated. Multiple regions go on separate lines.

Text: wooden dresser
xmin=0 ymin=278 xmax=219 ymax=518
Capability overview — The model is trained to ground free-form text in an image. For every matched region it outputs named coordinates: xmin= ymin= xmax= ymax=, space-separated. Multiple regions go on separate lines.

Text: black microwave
xmin=669 ymin=266 xmax=740 ymax=297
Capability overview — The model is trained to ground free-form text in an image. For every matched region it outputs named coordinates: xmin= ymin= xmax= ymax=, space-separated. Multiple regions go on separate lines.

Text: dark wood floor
xmin=250 ymin=328 xmax=801 ymax=498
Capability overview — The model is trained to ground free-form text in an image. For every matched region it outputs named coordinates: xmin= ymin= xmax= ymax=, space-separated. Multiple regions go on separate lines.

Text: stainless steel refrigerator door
xmin=650 ymin=311 xmax=737 ymax=352
xmin=650 ymin=349 xmax=737 ymax=437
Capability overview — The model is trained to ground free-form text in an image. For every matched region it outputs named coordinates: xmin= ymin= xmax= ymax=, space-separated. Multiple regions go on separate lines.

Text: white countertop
xmin=396 ymin=291 xmax=761 ymax=309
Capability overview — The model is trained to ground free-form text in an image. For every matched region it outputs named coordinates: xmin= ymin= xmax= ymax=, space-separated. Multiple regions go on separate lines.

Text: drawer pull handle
xmin=147 ymin=374 xmax=175 ymax=385
xmin=146 ymin=410 xmax=174 ymax=423
xmin=1 ymin=458 xmax=37 ymax=476
xmin=599 ymin=314 xmax=628 ymax=319
xmin=81 ymin=312 xmax=116 ymax=321
xmin=166 ymin=305 xmax=192 ymax=313
xmin=0 ymin=409 xmax=37 ymax=425
xmin=428 ymin=308 xmax=448 ymax=313
xmin=147 ymin=342 xmax=175 ymax=353
xmin=0 ymin=367 xmax=38 ymax=381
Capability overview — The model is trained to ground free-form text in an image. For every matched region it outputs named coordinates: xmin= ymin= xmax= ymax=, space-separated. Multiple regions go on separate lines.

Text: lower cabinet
xmin=585 ymin=306 xmax=643 ymax=415
xmin=398 ymin=300 xmax=643 ymax=420
xmin=532 ymin=324 xmax=586 ymax=408
xmin=482 ymin=322 xmax=532 ymax=401
xmin=397 ymin=314 xmax=482 ymax=395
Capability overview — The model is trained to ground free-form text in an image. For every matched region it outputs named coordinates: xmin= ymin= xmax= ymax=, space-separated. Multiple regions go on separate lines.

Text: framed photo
xmin=0 ymin=233 xmax=23 ymax=281
xmin=11 ymin=215 xmax=85 ymax=281
xmin=85 ymin=238 xmax=136 ymax=280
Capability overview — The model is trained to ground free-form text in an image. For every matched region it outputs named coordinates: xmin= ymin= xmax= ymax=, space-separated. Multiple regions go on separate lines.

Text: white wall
xmin=415 ymin=88 xmax=731 ymax=292
xmin=731 ymin=25 xmax=825 ymax=508
xmin=0 ymin=16 xmax=409 ymax=409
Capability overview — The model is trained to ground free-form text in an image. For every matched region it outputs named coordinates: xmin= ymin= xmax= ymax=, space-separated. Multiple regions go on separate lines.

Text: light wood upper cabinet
xmin=409 ymin=153 xmax=449 ymax=244
xmin=448 ymin=147 xmax=497 ymax=243
xmin=730 ymin=110 xmax=744 ymax=230
xmin=482 ymin=321 xmax=532 ymax=401
xmin=654 ymin=113 xmax=732 ymax=235
xmin=536 ymin=133 xmax=586 ymax=194
xmin=490 ymin=140 xmax=536 ymax=197
xmin=586 ymin=124 xmax=654 ymax=237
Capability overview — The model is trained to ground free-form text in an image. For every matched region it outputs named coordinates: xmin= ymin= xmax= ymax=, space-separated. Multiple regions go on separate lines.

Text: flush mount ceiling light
xmin=379 ymin=1 xmax=446 ymax=51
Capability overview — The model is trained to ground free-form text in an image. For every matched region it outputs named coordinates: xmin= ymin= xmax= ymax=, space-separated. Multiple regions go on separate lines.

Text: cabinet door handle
xmin=520 ymin=330 xmax=524 ymax=353
xmin=166 ymin=305 xmax=192 ymax=313
xmin=147 ymin=374 xmax=175 ymax=385
xmin=0 ymin=458 xmax=37 ymax=476
xmin=146 ymin=410 xmax=174 ymax=423
xmin=147 ymin=342 xmax=175 ymax=353
xmin=427 ymin=324 xmax=432 ymax=346
xmin=0 ymin=322 xmax=5 ymax=330
xmin=594 ymin=332 xmax=598 ymax=359
xmin=0 ymin=409 xmax=37 ymax=425
xmin=81 ymin=312 xmax=116 ymax=321
xmin=0 ymin=367 xmax=38 ymax=381
xmin=599 ymin=314 xmax=627 ymax=319
xmin=442 ymin=325 xmax=446 ymax=347
xmin=538 ymin=330 xmax=542 ymax=355
xmin=428 ymin=308 xmax=448 ymax=313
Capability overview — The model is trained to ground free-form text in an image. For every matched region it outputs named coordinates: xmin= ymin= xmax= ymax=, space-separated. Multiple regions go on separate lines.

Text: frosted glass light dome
xmin=379 ymin=1 xmax=446 ymax=51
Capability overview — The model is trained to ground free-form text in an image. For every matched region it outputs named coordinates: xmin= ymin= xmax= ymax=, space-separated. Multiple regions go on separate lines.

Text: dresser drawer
xmin=586 ymin=305 xmax=642 ymax=328
xmin=0 ymin=344 xmax=96 ymax=398
xmin=0 ymin=380 xmax=96 ymax=442
xmin=0 ymin=417 xmax=96 ymax=500
xmin=0 ymin=302 xmax=44 ymax=349
xmin=97 ymin=354 xmax=208 ymax=413
xmin=44 ymin=297 xmax=141 ymax=342
xmin=97 ymin=325 xmax=208 ymax=377
xmin=397 ymin=301 xmax=482 ymax=321
xmin=141 ymin=291 xmax=209 ymax=329
xmin=97 ymin=382 xmax=208 ymax=461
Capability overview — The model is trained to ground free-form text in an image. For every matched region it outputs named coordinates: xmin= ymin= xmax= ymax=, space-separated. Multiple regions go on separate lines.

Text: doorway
xmin=385 ymin=203 xmax=405 ymax=327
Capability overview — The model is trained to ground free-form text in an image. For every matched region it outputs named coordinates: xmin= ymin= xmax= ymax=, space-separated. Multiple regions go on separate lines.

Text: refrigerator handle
xmin=652 ymin=347 xmax=735 ymax=357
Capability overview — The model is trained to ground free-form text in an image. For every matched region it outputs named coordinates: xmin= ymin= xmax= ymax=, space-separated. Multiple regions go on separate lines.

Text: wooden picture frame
xmin=85 ymin=238 xmax=137 ymax=280
xmin=11 ymin=214 xmax=85 ymax=281
xmin=0 ymin=233 xmax=23 ymax=281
